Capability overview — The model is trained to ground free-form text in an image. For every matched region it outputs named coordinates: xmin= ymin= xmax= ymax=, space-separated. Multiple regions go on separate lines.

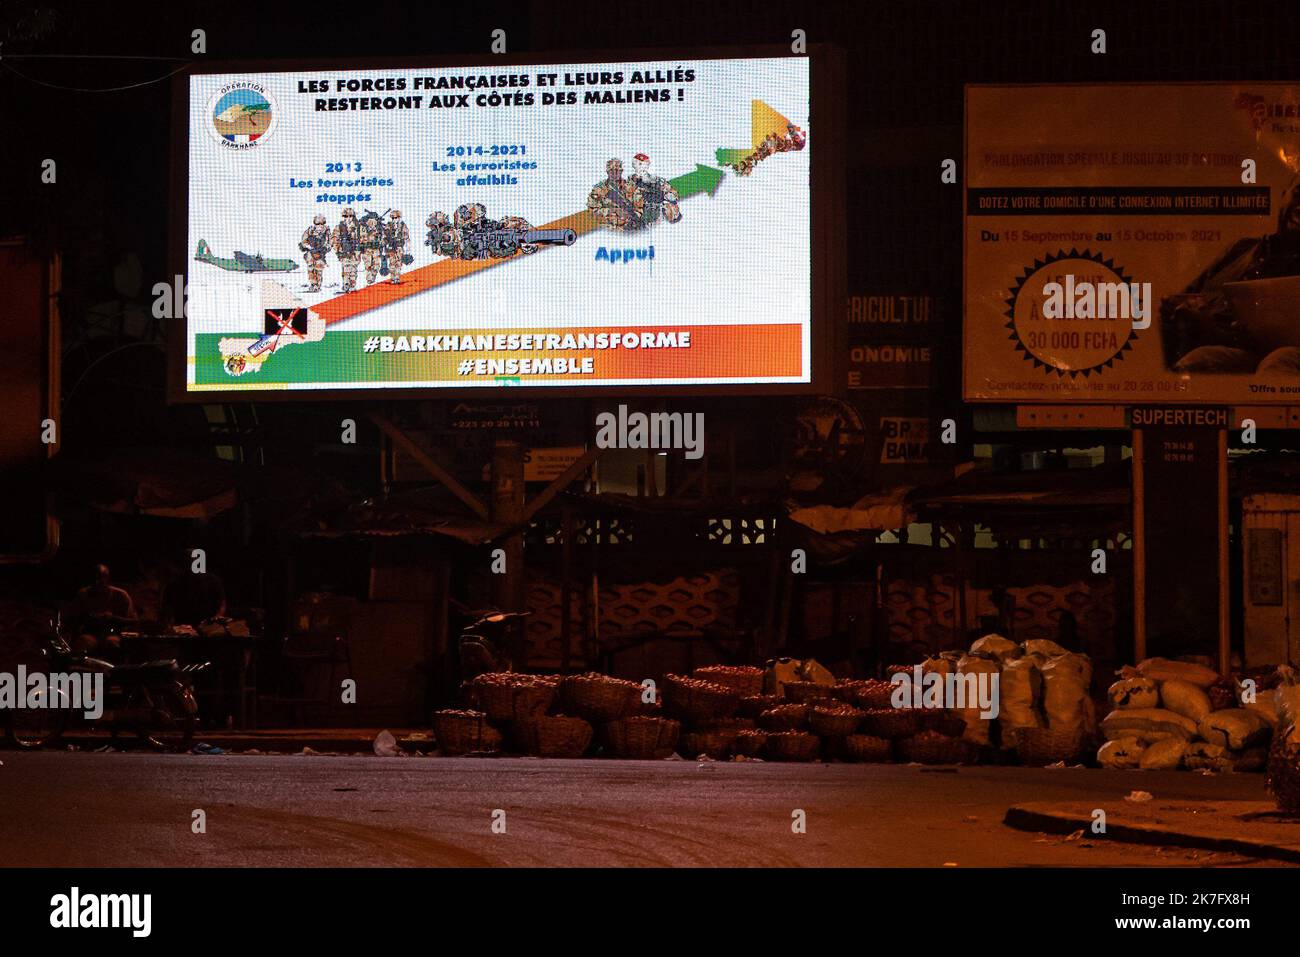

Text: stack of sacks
xmin=953 ymin=634 xmax=1095 ymax=750
xmin=1267 ymin=668 xmax=1300 ymax=811
xmin=1098 ymin=657 xmax=1274 ymax=771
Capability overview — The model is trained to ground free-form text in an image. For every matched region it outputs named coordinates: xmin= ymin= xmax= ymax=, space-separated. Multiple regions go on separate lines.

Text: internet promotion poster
xmin=966 ymin=83 xmax=1300 ymax=405
xmin=184 ymin=58 xmax=810 ymax=392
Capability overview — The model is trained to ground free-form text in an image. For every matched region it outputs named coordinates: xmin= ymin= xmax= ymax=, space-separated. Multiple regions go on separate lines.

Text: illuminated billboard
xmin=177 ymin=54 xmax=827 ymax=395
xmin=966 ymin=83 xmax=1300 ymax=405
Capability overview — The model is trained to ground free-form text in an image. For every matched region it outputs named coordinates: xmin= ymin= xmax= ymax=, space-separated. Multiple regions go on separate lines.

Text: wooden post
xmin=431 ymin=557 xmax=451 ymax=710
xmin=955 ymin=521 xmax=968 ymax=642
xmin=560 ymin=506 xmax=574 ymax=676
xmin=1217 ymin=428 xmax=1230 ymax=675
xmin=1132 ymin=428 xmax=1146 ymax=663
xmin=728 ymin=427 xmax=737 ymax=499
xmin=491 ymin=440 xmax=526 ymax=667
xmin=760 ymin=542 xmax=782 ymax=661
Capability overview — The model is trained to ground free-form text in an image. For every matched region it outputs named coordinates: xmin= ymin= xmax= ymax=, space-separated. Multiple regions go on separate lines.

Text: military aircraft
xmin=194 ymin=239 xmax=298 ymax=272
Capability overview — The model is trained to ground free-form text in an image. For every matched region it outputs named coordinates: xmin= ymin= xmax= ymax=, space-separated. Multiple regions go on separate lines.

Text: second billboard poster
xmin=966 ymin=83 xmax=1300 ymax=405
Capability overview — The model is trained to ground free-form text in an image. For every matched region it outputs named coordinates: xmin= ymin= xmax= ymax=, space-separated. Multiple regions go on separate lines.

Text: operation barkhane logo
xmin=206 ymin=80 xmax=277 ymax=150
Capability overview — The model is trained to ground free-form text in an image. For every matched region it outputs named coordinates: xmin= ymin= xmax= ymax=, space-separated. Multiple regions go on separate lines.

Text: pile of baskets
xmin=429 ymin=668 xmax=981 ymax=765
xmin=852 ymin=703 xmax=974 ymax=765
xmin=433 ymin=671 xmax=668 ymax=760
xmin=430 ymin=672 xmax=596 ymax=759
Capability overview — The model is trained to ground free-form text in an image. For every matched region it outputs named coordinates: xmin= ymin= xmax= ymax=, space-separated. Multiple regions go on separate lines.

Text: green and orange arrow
xmin=304 ymin=99 xmax=793 ymax=329
xmin=309 ymin=164 xmax=726 ymax=328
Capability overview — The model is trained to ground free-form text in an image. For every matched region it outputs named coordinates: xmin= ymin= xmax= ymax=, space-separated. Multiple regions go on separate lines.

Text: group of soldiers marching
xmin=299 ymin=207 xmax=411 ymax=293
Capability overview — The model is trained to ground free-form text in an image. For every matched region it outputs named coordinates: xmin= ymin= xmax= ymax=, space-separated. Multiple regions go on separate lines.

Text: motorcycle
xmin=456 ymin=608 xmax=530 ymax=683
xmin=3 ymin=614 xmax=210 ymax=752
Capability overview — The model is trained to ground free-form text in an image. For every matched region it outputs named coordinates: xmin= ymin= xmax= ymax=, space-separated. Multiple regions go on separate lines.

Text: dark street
xmin=0 ymin=752 xmax=1282 ymax=867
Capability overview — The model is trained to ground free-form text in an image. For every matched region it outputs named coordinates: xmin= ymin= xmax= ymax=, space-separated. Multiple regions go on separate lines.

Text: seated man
xmin=72 ymin=564 xmax=137 ymax=653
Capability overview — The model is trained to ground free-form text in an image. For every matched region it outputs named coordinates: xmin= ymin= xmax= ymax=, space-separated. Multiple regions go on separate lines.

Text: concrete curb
xmin=1005 ymin=802 xmax=1300 ymax=865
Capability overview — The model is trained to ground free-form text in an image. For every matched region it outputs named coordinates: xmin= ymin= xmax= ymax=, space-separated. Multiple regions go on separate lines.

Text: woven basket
xmin=738 ymin=694 xmax=782 ymax=719
xmin=693 ymin=665 xmax=765 ymax=697
xmin=828 ymin=680 xmax=864 ymax=703
xmin=782 ymin=680 xmax=836 ymax=704
xmin=433 ymin=710 xmax=503 ymax=756
xmin=861 ymin=708 xmax=921 ymax=740
xmin=603 ymin=716 xmax=680 ymax=760
xmin=1267 ymin=730 xmax=1300 ymax=813
xmin=559 ymin=672 xmax=642 ymax=723
xmin=758 ymin=703 xmax=810 ymax=732
xmin=680 ymin=729 xmax=740 ymax=760
xmin=840 ymin=734 xmax=892 ymax=763
xmin=514 ymin=715 xmax=593 ymax=758
xmin=662 ymin=674 xmax=740 ymax=723
xmin=917 ymin=710 xmax=968 ymax=738
xmin=852 ymin=679 xmax=899 ymax=711
xmin=809 ymin=704 xmax=866 ymax=738
xmin=468 ymin=673 xmax=557 ymax=723
xmin=734 ymin=729 xmax=768 ymax=757
xmin=766 ymin=731 xmax=821 ymax=762
xmin=1015 ymin=726 xmax=1084 ymax=766
xmin=899 ymin=731 xmax=973 ymax=765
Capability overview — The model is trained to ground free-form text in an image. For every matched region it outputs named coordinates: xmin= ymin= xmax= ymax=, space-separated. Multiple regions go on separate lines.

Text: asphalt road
xmin=0 ymin=751 xmax=1284 ymax=867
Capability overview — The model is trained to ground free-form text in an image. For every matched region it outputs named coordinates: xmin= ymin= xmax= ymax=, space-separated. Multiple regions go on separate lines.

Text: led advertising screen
xmin=966 ymin=83 xmax=1300 ymax=405
xmin=180 ymin=56 xmax=814 ymax=394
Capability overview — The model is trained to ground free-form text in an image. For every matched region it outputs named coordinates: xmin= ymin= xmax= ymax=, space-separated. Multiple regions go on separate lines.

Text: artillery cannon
xmin=426 ymin=206 xmax=577 ymax=261
xmin=459 ymin=223 xmax=577 ymax=260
